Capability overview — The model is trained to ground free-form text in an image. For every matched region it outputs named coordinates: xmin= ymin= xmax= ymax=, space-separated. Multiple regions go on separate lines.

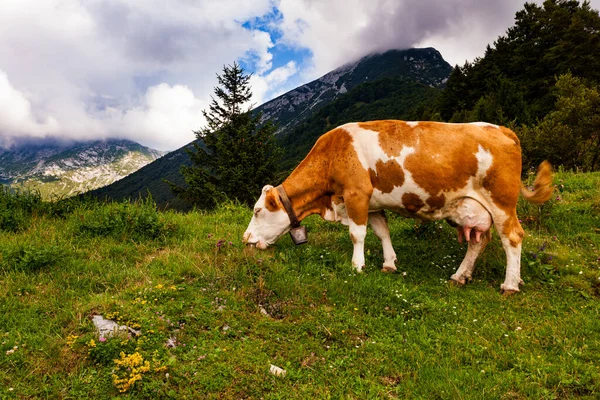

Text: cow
xmin=243 ymin=120 xmax=553 ymax=293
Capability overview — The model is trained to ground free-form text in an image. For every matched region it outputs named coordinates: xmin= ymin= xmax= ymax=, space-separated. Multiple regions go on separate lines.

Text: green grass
xmin=1 ymin=171 xmax=599 ymax=399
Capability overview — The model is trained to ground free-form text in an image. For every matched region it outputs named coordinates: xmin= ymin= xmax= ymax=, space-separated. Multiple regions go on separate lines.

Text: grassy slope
xmin=0 ymin=170 xmax=599 ymax=399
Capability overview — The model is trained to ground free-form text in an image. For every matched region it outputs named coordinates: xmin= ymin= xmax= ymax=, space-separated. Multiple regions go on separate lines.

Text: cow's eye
xmin=254 ymin=208 xmax=262 ymax=216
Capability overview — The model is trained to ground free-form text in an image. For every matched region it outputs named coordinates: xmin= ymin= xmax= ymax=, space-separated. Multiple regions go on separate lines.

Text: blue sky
xmin=1 ymin=0 xmax=599 ymax=151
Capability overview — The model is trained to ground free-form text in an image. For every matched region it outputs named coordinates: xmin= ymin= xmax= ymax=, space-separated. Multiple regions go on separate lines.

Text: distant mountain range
xmin=89 ymin=47 xmax=452 ymax=208
xmin=0 ymin=138 xmax=165 ymax=199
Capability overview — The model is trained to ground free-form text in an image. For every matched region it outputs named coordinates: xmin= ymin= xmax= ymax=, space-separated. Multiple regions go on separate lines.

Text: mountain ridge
xmin=258 ymin=47 xmax=451 ymax=134
xmin=0 ymin=138 xmax=165 ymax=199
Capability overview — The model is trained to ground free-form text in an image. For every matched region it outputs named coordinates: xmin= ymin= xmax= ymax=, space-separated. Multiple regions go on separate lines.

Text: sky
xmin=1 ymin=0 xmax=599 ymax=152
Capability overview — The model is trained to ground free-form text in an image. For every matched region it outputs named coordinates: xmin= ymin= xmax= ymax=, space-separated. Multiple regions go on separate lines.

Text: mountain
xmin=89 ymin=146 xmax=192 ymax=209
xmin=0 ymin=138 xmax=165 ymax=199
xmin=89 ymin=47 xmax=453 ymax=208
xmin=259 ymin=47 xmax=451 ymax=134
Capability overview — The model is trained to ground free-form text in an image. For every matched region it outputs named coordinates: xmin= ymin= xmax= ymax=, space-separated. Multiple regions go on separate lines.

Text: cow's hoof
xmin=448 ymin=278 xmax=464 ymax=286
xmin=500 ymin=283 xmax=521 ymax=295
xmin=449 ymin=274 xmax=470 ymax=285
xmin=381 ymin=265 xmax=397 ymax=273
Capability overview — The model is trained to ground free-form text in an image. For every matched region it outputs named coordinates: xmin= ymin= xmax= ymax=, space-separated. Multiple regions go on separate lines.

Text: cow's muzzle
xmin=289 ymin=225 xmax=308 ymax=245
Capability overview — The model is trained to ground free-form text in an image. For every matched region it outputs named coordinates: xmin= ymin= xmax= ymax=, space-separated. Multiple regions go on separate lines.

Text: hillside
xmin=0 ymin=138 xmax=165 ymax=199
xmin=89 ymin=145 xmax=192 ymax=209
xmin=89 ymin=47 xmax=452 ymax=207
xmin=1 ymin=169 xmax=599 ymax=397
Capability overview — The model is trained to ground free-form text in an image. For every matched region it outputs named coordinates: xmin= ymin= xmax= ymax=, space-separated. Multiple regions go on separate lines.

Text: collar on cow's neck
xmin=276 ymin=185 xmax=300 ymax=228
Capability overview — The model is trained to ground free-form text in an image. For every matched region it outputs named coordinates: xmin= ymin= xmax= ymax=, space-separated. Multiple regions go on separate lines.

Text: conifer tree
xmin=168 ymin=62 xmax=281 ymax=209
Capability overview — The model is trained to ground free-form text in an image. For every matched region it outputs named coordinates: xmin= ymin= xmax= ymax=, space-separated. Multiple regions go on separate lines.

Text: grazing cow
xmin=243 ymin=120 xmax=553 ymax=293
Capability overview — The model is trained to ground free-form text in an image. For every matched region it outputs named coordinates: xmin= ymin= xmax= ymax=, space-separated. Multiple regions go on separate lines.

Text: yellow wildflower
xmin=66 ymin=335 xmax=79 ymax=347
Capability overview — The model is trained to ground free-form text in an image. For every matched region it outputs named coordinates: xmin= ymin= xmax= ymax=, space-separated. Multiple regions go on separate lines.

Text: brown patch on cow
xmin=264 ymin=190 xmax=281 ymax=212
xmin=402 ymin=193 xmax=424 ymax=213
xmin=499 ymin=126 xmax=520 ymax=146
xmin=369 ymin=159 xmax=405 ymax=193
xmin=405 ymin=124 xmax=480 ymax=196
xmin=350 ymin=233 xmax=358 ymax=244
xmin=426 ymin=193 xmax=446 ymax=210
xmin=358 ymin=120 xmax=418 ymax=157
xmin=502 ymin=216 xmax=525 ymax=247
xmin=481 ymin=129 xmax=523 ymax=215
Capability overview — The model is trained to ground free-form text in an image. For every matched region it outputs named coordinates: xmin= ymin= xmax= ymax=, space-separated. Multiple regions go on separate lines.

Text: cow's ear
xmin=265 ymin=193 xmax=279 ymax=211
xmin=262 ymin=184 xmax=273 ymax=193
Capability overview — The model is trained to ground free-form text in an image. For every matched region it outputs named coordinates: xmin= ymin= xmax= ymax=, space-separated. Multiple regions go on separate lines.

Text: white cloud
xmin=0 ymin=70 xmax=59 ymax=147
xmin=0 ymin=0 xmax=277 ymax=151
xmin=106 ymin=83 xmax=207 ymax=151
xmin=251 ymin=61 xmax=299 ymax=105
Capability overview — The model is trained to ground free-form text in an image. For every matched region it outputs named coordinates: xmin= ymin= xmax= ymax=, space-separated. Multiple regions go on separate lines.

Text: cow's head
xmin=243 ymin=185 xmax=292 ymax=249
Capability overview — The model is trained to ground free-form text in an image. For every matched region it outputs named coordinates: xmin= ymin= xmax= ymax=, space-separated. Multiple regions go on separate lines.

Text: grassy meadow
xmin=1 ymin=169 xmax=599 ymax=399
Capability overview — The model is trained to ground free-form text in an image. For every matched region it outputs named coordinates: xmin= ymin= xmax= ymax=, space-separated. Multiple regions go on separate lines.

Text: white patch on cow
xmin=323 ymin=208 xmax=336 ymax=222
xmin=324 ymin=200 xmax=350 ymax=225
xmin=406 ymin=121 xmax=419 ymax=128
xmin=470 ymin=121 xmax=500 ymax=129
xmin=475 ymin=145 xmax=493 ymax=176
xmin=344 ymin=123 xmax=388 ymax=171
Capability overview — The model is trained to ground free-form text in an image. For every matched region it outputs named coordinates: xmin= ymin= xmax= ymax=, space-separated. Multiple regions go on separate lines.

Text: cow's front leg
xmin=349 ymin=220 xmax=367 ymax=272
xmin=344 ymin=190 xmax=371 ymax=273
xmin=369 ymin=211 xmax=397 ymax=272
xmin=450 ymin=230 xmax=491 ymax=284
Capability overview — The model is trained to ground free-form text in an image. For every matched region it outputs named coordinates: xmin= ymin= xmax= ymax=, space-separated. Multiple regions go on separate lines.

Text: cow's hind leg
xmin=450 ymin=230 xmax=491 ymax=285
xmin=497 ymin=214 xmax=525 ymax=294
xmin=369 ymin=211 xmax=397 ymax=272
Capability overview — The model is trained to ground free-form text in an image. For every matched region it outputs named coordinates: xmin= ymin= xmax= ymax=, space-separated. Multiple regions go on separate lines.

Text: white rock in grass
xmin=259 ymin=306 xmax=270 ymax=317
xmin=269 ymin=364 xmax=287 ymax=377
xmin=166 ymin=337 xmax=177 ymax=348
xmin=92 ymin=315 xmax=140 ymax=339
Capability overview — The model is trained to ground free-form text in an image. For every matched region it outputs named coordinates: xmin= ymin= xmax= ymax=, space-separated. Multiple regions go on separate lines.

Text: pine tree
xmin=168 ymin=62 xmax=281 ymax=209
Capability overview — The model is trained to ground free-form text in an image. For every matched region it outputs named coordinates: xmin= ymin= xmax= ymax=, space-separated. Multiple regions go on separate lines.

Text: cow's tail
xmin=520 ymin=161 xmax=553 ymax=204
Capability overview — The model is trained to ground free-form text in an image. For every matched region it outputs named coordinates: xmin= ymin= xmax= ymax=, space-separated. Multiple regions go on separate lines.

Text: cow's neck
xmin=281 ymin=157 xmax=331 ymax=222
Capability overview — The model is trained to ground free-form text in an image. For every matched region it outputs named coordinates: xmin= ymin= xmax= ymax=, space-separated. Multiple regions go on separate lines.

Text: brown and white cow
xmin=243 ymin=120 xmax=553 ymax=293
